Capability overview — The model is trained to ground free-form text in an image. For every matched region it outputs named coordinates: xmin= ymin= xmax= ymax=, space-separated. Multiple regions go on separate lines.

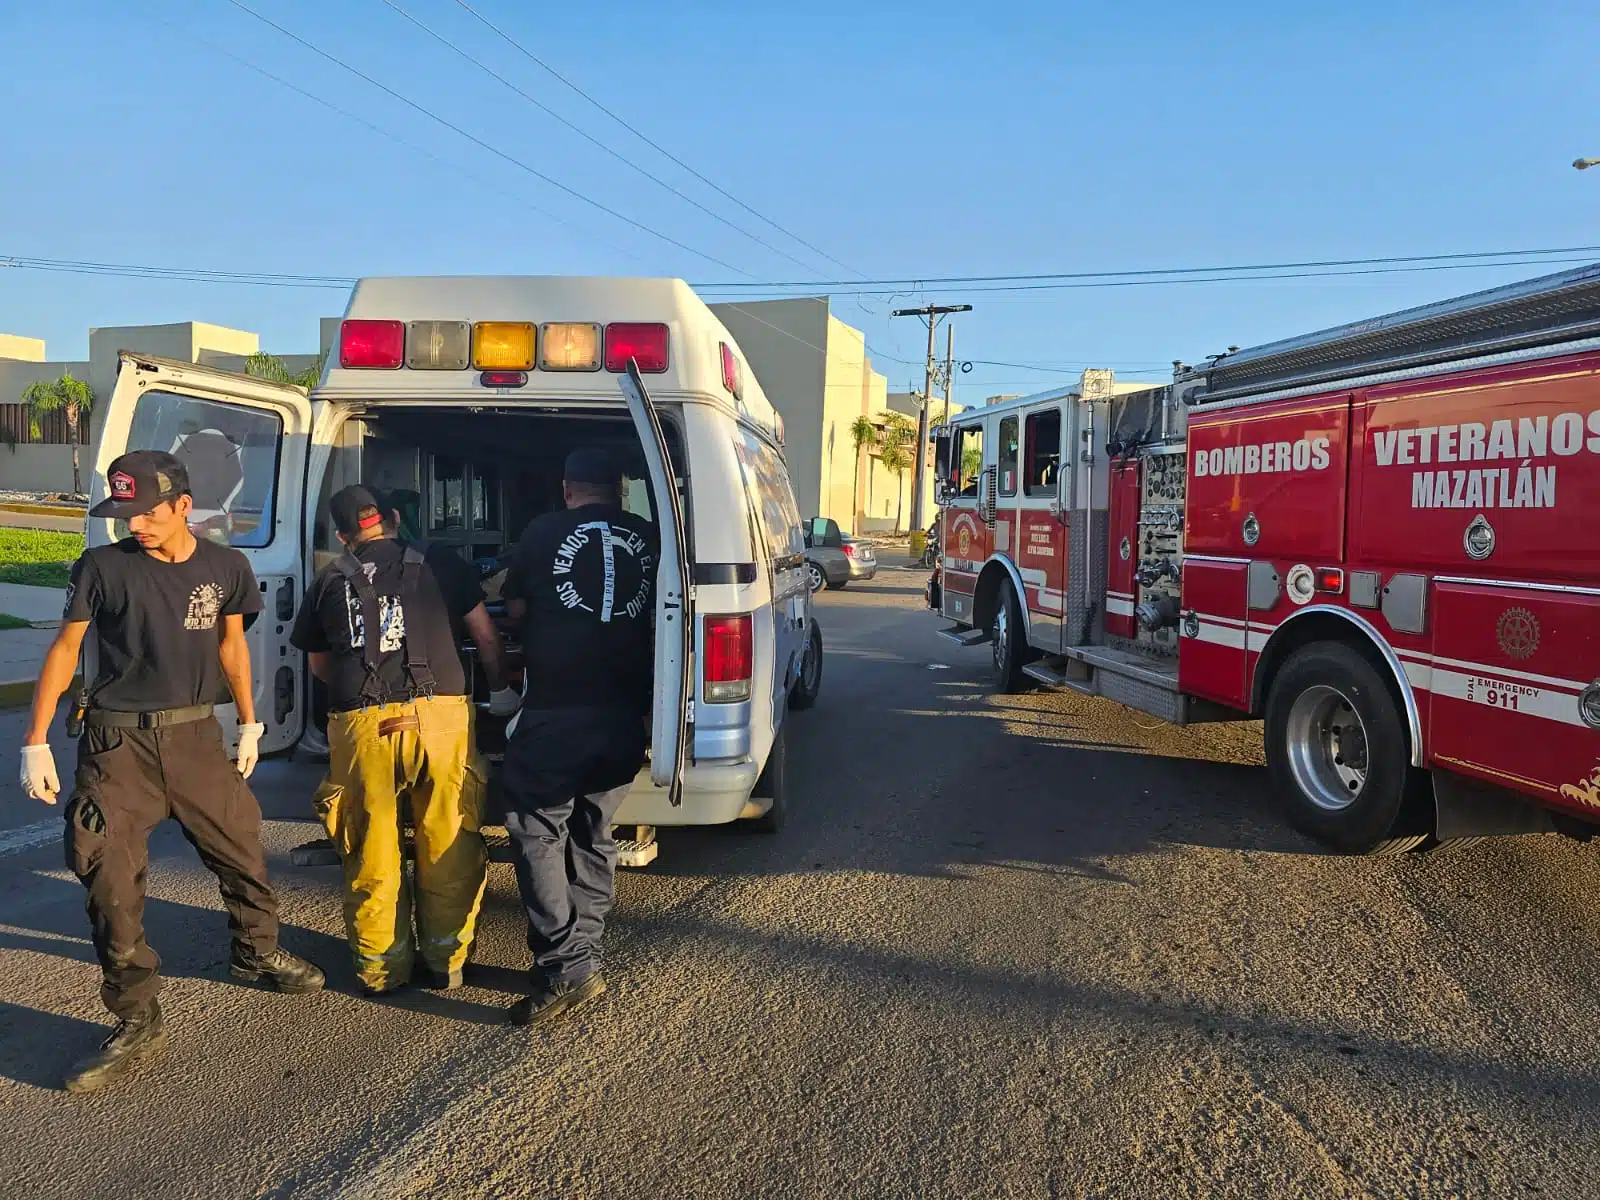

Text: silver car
xmin=804 ymin=517 xmax=877 ymax=593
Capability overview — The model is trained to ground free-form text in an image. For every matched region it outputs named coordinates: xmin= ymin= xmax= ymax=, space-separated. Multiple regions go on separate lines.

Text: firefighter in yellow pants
xmin=292 ymin=486 xmax=520 ymax=994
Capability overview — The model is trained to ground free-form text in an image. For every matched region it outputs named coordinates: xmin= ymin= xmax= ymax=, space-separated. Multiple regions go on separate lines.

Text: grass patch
xmin=0 ymin=528 xmax=84 ymax=590
xmin=0 ymin=613 xmax=32 ymax=630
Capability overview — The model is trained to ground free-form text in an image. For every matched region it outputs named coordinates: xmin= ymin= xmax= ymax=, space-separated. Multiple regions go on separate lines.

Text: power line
xmin=377 ymin=0 xmax=817 ymax=275
xmin=221 ymin=0 xmax=747 ymax=274
xmin=694 ymin=245 xmax=1600 ymax=291
xmin=451 ymin=0 xmax=859 ymax=277
xmin=150 ymin=13 xmax=645 ymax=264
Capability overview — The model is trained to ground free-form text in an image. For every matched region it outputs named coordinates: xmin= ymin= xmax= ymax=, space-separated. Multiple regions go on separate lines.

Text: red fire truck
xmin=928 ymin=263 xmax=1600 ymax=853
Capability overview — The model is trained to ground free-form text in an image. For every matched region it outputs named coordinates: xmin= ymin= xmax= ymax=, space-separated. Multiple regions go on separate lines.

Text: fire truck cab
xmin=931 ymin=264 xmax=1600 ymax=853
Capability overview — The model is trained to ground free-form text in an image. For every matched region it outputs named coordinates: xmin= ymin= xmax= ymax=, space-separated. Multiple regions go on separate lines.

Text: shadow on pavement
xmin=0 ymin=1001 xmax=107 ymax=1090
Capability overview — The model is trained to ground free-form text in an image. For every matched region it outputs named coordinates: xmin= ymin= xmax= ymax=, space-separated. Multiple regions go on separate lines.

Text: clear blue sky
xmin=2 ymin=0 xmax=1598 ymax=399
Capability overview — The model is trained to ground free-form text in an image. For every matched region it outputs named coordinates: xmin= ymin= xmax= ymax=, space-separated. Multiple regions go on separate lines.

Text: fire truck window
xmin=998 ymin=417 xmax=1019 ymax=496
xmin=1024 ymin=408 xmax=1062 ymax=496
xmin=953 ymin=424 xmax=984 ymax=499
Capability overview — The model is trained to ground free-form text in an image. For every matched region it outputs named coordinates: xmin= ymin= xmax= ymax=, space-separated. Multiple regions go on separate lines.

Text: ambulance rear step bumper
xmin=938 ymin=625 xmax=992 ymax=647
xmin=290 ymin=825 xmax=660 ymax=870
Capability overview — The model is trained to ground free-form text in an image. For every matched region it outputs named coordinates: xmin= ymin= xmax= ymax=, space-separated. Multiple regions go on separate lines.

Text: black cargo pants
xmin=500 ymin=706 xmax=648 ymax=988
xmin=65 ymin=718 xmax=281 ymax=1018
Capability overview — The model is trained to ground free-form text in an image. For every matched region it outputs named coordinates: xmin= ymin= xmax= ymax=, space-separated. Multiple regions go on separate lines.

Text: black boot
xmin=230 ymin=946 xmax=326 ymax=994
xmin=507 ymin=973 xmax=606 ymax=1027
xmin=65 ymin=1002 xmax=169 ymax=1094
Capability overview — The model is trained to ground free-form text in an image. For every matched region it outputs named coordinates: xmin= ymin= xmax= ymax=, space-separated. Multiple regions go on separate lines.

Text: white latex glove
xmin=21 ymin=744 xmax=61 ymax=805
xmin=487 ymin=687 xmax=520 ymax=718
xmin=236 ymin=722 xmax=265 ymax=779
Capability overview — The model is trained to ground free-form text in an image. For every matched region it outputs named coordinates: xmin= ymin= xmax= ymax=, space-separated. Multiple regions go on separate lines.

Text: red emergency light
xmin=1314 ymin=567 xmax=1345 ymax=594
xmin=479 ymin=370 xmax=528 ymax=388
xmin=604 ymin=323 xmax=669 ymax=373
xmin=339 ymin=320 xmax=405 ymax=369
xmin=702 ymin=614 xmax=753 ymax=703
xmin=720 ymin=341 xmax=742 ymax=399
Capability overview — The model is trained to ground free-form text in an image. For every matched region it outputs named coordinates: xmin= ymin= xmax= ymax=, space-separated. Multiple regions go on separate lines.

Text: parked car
xmin=804 ymin=516 xmax=877 ymax=592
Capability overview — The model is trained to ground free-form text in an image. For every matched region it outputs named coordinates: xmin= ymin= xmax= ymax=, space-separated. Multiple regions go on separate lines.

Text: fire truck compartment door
xmin=1424 ymin=581 xmax=1600 ymax=814
xmin=1185 ymin=395 xmax=1350 ymax=561
xmin=1105 ymin=459 xmax=1141 ymax=640
xmin=1178 ymin=558 xmax=1250 ymax=710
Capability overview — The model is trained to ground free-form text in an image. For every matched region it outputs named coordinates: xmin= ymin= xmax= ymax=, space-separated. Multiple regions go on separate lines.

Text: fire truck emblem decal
xmin=1559 ymin=764 xmax=1600 ymax=811
xmin=1119 ymin=536 xmax=1130 ymax=561
xmin=1495 ymin=607 xmax=1539 ymax=661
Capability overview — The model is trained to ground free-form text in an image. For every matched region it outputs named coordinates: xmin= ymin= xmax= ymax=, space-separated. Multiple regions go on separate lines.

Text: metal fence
xmin=0 ymin=403 xmax=88 ymax=445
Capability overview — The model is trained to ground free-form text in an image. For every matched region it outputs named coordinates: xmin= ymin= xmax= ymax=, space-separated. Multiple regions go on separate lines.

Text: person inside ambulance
xmin=290 ymin=485 xmax=520 ymax=995
xmin=20 ymin=450 xmax=325 ymax=1094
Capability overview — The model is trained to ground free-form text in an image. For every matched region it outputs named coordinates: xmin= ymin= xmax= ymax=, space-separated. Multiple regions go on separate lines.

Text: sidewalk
xmin=0 ymin=584 xmax=68 ymax=709
xmin=0 ymin=582 xmax=68 ymax=625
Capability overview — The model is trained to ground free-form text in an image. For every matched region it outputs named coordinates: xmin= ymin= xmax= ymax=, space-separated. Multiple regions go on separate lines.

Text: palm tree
xmin=877 ymin=412 xmax=917 ymax=532
xmin=21 ymin=371 xmax=95 ymax=498
xmin=847 ymin=414 xmax=879 ymax=526
xmin=246 ymin=350 xmax=327 ymax=390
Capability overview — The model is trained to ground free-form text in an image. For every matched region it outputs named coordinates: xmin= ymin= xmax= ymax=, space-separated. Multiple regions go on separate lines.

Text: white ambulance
xmin=85 ymin=277 xmax=824 ymax=854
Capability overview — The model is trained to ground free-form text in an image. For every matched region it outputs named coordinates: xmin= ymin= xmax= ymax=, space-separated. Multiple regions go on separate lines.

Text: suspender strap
xmin=396 ymin=544 xmax=436 ymax=697
xmin=334 ymin=553 xmax=389 ymax=705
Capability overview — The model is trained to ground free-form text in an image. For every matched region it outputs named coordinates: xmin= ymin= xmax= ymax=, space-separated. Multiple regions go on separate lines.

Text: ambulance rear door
xmin=618 ymin=361 xmax=692 ymax=804
xmin=88 ymin=352 xmax=313 ymax=755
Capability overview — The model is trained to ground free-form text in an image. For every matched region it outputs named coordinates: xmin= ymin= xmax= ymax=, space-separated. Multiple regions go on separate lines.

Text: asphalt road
xmin=0 ymin=507 xmax=84 ymax=534
xmin=2 ymin=571 xmax=1598 ymax=1199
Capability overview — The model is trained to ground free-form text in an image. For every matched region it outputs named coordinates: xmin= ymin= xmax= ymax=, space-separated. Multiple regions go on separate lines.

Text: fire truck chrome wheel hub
xmin=1285 ymin=685 xmax=1369 ymax=812
xmin=993 ymin=602 xmax=1011 ymax=672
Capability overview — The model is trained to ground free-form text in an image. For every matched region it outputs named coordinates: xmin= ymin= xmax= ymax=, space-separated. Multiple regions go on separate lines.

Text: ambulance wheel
xmin=1265 ymin=641 xmax=1429 ymax=855
xmin=747 ymin=722 xmax=788 ymax=834
xmin=990 ymin=581 xmax=1031 ymax=694
xmin=789 ymin=619 xmax=823 ymax=711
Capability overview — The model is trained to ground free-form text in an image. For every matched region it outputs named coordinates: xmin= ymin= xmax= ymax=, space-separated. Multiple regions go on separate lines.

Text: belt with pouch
xmin=85 ymin=704 xmax=214 ymax=730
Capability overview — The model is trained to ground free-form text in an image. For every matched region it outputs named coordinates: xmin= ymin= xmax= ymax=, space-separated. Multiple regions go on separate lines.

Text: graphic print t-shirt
xmin=64 ymin=537 xmax=263 ymax=711
xmin=290 ymin=539 xmax=486 ymax=712
xmin=502 ymin=504 xmax=658 ymax=712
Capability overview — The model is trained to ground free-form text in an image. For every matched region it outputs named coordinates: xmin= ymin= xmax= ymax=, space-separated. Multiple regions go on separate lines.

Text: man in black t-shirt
xmin=499 ymin=447 xmax=658 ymax=1028
xmin=291 ymin=485 xmax=518 ymax=995
xmin=19 ymin=450 xmax=324 ymax=1094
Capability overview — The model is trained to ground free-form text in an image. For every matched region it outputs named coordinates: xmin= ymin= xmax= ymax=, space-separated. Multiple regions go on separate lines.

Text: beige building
xmin=709 ymin=298 xmax=888 ymax=533
xmin=1 ymin=321 xmax=333 ymax=494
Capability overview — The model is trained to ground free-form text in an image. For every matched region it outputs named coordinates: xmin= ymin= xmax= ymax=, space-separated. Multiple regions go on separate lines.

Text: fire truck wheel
xmin=990 ymin=582 xmax=1032 ymax=694
xmin=1265 ymin=641 xmax=1427 ymax=855
xmin=788 ymin=620 xmax=823 ymax=711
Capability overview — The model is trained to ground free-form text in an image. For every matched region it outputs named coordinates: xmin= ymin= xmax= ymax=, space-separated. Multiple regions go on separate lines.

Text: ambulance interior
xmin=308 ymin=406 xmax=683 ymax=746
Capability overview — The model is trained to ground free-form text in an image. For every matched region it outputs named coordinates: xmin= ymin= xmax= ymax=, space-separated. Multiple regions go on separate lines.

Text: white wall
xmin=0 ymin=444 xmax=80 ymax=492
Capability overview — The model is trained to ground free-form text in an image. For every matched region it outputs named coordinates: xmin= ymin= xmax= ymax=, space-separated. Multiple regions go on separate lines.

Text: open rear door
xmin=618 ymin=360 xmax=692 ymax=803
xmin=87 ymin=353 xmax=314 ymax=755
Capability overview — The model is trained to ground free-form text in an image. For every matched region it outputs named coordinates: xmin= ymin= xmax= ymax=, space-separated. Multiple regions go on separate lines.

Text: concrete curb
xmin=0 ymin=675 xmax=79 ymax=711
xmin=0 ymin=502 xmax=84 ymax=520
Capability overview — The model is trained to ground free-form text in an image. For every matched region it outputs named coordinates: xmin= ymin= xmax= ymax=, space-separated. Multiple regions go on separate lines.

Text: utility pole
xmin=891 ymin=303 xmax=971 ymax=530
xmin=942 ymin=323 xmax=955 ymax=427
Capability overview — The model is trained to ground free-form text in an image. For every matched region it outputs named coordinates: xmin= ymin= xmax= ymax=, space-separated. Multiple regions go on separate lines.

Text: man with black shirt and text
xmin=291 ymin=485 xmax=518 ymax=995
xmin=500 ymin=448 xmax=658 ymax=1027
xmin=19 ymin=451 xmax=325 ymax=1094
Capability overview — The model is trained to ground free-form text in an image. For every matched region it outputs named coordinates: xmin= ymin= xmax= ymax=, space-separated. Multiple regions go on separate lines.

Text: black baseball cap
xmin=90 ymin=450 xmax=191 ymax=518
xmin=329 ymin=485 xmax=386 ymax=537
xmin=564 ymin=447 xmax=619 ymax=487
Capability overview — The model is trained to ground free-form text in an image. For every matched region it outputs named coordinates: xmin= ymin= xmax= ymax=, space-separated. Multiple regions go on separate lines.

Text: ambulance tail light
xmin=604 ymin=323 xmax=669 ymax=373
xmin=339 ymin=320 xmax=405 ymax=369
xmin=702 ymin=614 xmax=753 ymax=703
xmin=1315 ymin=567 xmax=1345 ymax=595
xmin=473 ymin=322 xmax=536 ymax=371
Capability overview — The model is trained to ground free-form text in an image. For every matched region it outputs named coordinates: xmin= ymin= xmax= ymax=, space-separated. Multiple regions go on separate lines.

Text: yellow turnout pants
xmin=314 ymin=694 xmax=487 ymax=990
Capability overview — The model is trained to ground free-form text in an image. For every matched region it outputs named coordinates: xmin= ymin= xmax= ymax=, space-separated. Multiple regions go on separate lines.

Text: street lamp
xmin=1575 ymin=158 xmax=1600 ymax=170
